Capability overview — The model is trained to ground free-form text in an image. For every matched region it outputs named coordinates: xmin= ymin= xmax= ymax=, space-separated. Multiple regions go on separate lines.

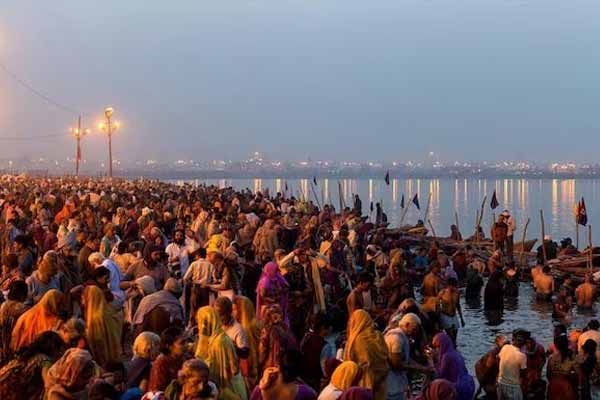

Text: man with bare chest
xmin=437 ymin=277 xmax=465 ymax=344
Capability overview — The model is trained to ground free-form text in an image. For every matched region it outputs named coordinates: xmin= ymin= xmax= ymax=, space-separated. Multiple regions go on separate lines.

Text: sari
xmin=256 ymin=262 xmax=289 ymax=323
xmin=343 ymin=310 xmax=389 ymax=400
xmin=11 ymin=289 xmax=63 ymax=351
xmin=83 ymin=285 xmax=122 ymax=367
xmin=195 ymin=306 xmax=248 ymax=400
xmin=233 ymin=296 xmax=261 ymax=390
xmin=432 ymin=332 xmax=474 ymax=400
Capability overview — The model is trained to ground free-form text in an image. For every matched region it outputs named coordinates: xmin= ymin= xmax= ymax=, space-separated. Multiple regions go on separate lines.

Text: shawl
xmin=132 ymin=290 xmax=184 ymax=326
xmin=83 ymin=285 xmax=121 ymax=367
xmin=195 ymin=306 xmax=247 ymax=400
xmin=11 ymin=289 xmax=62 ymax=350
xmin=234 ymin=296 xmax=260 ymax=385
xmin=45 ymin=348 xmax=95 ymax=398
xmin=432 ymin=332 xmax=474 ymax=400
xmin=331 ymin=361 xmax=361 ymax=391
xmin=343 ymin=310 xmax=389 ymax=400
xmin=256 ymin=262 xmax=288 ymax=323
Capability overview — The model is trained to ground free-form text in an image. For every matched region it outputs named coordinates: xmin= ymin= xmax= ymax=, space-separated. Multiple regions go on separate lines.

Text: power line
xmin=0 ymin=60 xmax=82 ymax=115
xmin=0 ymin=133 xmax=70 ymax=141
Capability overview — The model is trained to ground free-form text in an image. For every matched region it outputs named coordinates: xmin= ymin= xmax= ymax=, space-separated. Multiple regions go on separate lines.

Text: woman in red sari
xmin=546 ymin=334 xmax=579 ymax=400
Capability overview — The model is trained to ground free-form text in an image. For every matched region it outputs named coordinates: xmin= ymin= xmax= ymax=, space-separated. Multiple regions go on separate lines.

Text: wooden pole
xmin=519 ymin=218 xmax=530 ymax=267
xmin=338 ymin=181 xmax=344 ymax=212
xmin=540 ymin=209 xmax=547 ymax=265
xmin=455 ymin=211 xmax=460 ymax=235
xmin=427 ymin=219 xmax=437 ymax=238
xmin=423 ymin=192 xmax=432 ymax=221
xmin=477 ymin=195 xmax=487 ymax=228
xmin=399 ymin=201 xmax=411 ymax=226
xmin=576 ymin=221 xmax=580 ymax=250
xmin=310 ymin=182 xmax=321 ymax=209
xmin=588 ymin=225 xmax=593 ymax=270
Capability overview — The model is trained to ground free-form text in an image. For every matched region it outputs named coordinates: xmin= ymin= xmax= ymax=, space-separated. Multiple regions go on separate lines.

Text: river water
xmin=171 ymin=177 xmax=600 ymax=371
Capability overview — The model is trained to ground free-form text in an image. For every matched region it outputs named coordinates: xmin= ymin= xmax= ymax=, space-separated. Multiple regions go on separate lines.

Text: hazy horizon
xmin=2 ymin=1 xmax=599 ymax=163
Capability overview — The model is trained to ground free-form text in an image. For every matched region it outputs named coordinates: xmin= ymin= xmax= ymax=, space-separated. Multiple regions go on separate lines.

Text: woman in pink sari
xmin=256 ymin=262 xmax=289 ymax=324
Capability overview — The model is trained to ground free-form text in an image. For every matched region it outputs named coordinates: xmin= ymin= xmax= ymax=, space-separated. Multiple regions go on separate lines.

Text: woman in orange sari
xmin=343 ymin=310 xmax=389 ymax=400
xmin=82 ymin=285 xmax=122 ymax=368
xmin=11 ymin=289 xmax=63 ymax=351
xmin=233 ymin=295 xmax=261 ymax=390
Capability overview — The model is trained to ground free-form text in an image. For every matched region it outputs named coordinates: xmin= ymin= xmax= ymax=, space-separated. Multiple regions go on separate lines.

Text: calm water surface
xmin=172 ymin=178 xmax=600 ymax=371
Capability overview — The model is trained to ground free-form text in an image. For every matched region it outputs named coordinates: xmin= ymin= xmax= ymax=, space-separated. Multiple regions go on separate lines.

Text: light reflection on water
xmin=179 ymin=178 xmax=600 ymax=242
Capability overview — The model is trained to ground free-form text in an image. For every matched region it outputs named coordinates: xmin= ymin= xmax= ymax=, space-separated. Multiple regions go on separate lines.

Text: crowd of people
xmin=0 ymin=175 xmax=598 ymax=400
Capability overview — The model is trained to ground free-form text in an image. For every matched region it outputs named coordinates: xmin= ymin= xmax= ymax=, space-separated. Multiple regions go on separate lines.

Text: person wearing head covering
xmin=256 ymin=262 xmax=289 ymax=323
xmin=431 ymin=332 xmax=474 ymax=400
xmin=318 ymin=361 xmax=360 ymax=400
xmin=0 ymin=331 xmax=65 ymax=400
xmin=132 ymin=278 xmax=184 ymax=335
xmin=0 ymin=279 xmax=28 ymax=362
xmin=414 ymin=379 xmax=457 ymax=400
xmin=343 ymin=310 xmax=389 ymax=400
xmin=82 ymin=285 xmax=122 ymax=368
xmin=44 ymin=348 xmax=96 ymax=400
xmin=195 ymin=306 xmax=248 ymax=400
xmin=25 ymin=256 xmax=63 ymax=305
xmin=233 ymin=295 xmax=261 ymax=391
xmin=164 ymin=359 xmax=219 ymax=400
xmin=11 ymin=289 xmax=63 ymax=351
xmin=127 ymin=331 xmax=161 ymax=388
xmin=258 ymin=304 xmax=297 ymax=374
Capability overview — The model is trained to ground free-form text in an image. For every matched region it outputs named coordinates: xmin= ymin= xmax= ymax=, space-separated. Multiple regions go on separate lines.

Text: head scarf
xmin=431 ymin=332 xmax=473 ymax=399
xmin=194 ymin=306 xmax=245 ymax=399
xmin=83 ymin=285 xmax=122 ymax=367
xmin=133 ymin=331 xmax=161 ymax=359
xmin=135 ymin=275 xmax=157 ymax=296
xmin=233 ymin=296 xmax=260 ymax=385
xmin=46 ymin=348 xmax=95 ymax=391
xmin=11 ymin=289 xmax=63 ymax=350
xmin=256 ymin=261 xmax=289 ymax=319
xmin=331 ymin=361 xmax=361 ymax=391
xmin=343 ymin=310 xmax=389 ymax=397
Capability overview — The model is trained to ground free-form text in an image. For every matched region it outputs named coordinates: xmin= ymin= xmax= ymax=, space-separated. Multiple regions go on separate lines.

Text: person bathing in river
xmin=536 ymin=266 xmax=554 ymax=301
xmin=575 ymin=273 xmax=596 ymax=309
xmin=437 ymin=277 xmax=465 ymax=345
xmin=421 ymin=262 xmax=441 ymax=312
xmin=552 ymin=286 xmax=573 ymax=320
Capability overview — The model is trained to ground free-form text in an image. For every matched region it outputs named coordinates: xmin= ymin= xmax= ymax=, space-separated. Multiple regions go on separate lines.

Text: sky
xmin=1 ymin=1 xmax=600 ymax=164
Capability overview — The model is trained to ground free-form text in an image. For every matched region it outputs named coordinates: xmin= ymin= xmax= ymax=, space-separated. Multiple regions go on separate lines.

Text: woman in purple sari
xmin=431 ymin=332 xmax=475 ymax=400
xmin=256 ymin=262 xmax=289 ymax=324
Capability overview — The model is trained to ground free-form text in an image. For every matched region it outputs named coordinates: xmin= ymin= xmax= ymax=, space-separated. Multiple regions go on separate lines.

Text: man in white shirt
xmin=88 ymin=252 xmax=125 ymax=310
xmin=183 ymin=248 xmax=214 ymax=322
xmin=497 ymin=330 xmax=527 ymax=400
xmin=215 ymin=297 xmax=249 ymax=359
xmin=165 ymin=229 xmax=190 ymax=277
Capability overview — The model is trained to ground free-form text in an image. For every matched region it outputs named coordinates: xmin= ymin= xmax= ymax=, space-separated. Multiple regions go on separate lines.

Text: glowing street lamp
xmin=98 ymin=106 xmax=120 ymax=178
xmin=69 ymin=115 xmax=91 ymax=176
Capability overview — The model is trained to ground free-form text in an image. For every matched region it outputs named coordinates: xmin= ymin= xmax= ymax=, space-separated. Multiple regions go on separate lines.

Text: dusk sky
xmin=1 ymin=1 xmax=599 ymax=163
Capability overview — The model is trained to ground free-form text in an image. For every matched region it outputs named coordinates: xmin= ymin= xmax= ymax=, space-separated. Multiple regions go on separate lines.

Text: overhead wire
xmin=0 ymin=60 xmax=83 ymax=116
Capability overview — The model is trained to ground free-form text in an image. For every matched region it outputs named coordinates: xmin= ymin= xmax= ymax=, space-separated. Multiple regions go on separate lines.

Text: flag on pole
xmin=490 ymin=190 xmax=499 ymax=210
xmin=400 ymin=194 xmax=405 ymax=209
xmin=577 ymin=197 xmax=588 ymax=226
xmin=412 ymin=193 xmax=420 ymax=210
xmin=313 ymin=176 xmax=318 ymax=186
xmin=384 ymin=171 xmax=390 ymax=185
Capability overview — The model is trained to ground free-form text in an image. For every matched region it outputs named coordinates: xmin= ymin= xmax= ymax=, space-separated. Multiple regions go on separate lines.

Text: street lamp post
xmin=99 ymin=107 xmax=119 ymax=178
xmin=69 ymin=115 xmax=91 ymax=176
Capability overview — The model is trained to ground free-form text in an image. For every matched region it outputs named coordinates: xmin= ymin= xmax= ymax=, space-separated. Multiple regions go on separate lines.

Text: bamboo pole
xmin=310 ymin=182 xmax=321 ymax=209
xmin=399 ymin=201 xmax=411 ymax=226
xmin=338 ymin=181 xmax=344 ymax=212
xmin=423 ymin=192 xmax=432 ymax=222
xmin=455 ymin=211 xmax=460 ymax=234
xmin=474 ymin=210 xmax=480 ymax=246
xmin=428 ymin=219 xmax=437 ymax=238
xmin=588 ymin=225 xmax=593 ymax=270
xmin=576 ymin=221 xmax=580 ymax=250
xmin=477 ymin=195 xmax=487 ymax=228
xmin=519 ymin=218 xmax=530 ymax=267
xmin=540 ymin=209 xmax=547 ymax=265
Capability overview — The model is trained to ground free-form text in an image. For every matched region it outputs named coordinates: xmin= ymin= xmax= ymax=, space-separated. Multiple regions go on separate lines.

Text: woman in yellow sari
xmin=11 ymin=289 xmax=63 ymax=351
xmin=343 ymin=310 xmax=389 ymax=400
xmin=195 ymin=306 xmax=248 ymax=400
xmin=233 ymin=295 xmax=260 ymax=390
xmin=82 ymin=285 xmax=121 ymax=368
